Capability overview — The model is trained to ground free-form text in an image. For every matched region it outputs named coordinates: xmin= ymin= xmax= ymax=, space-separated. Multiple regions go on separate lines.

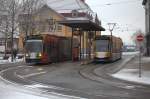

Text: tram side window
xmin=112 ymin=40 xmax=116 ymax=53
xmin=43 ymin=43 xmax=46 ymax=52
xmin=44 ymin=43 xmax=51 ymax=55
xmin=44 ymin=43 xmax=48 ymax=53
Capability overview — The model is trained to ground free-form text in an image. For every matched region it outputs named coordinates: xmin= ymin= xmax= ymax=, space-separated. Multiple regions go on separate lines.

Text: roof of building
xmin=19 ymin=4 xmax=65 ymax=19
xmin=47 ymin=0 xmax=93 ymax=14
xmin=37 ymin=5 xmax=65 ymax=19
xmin=47 ymin=0 xmax=103 ymax=27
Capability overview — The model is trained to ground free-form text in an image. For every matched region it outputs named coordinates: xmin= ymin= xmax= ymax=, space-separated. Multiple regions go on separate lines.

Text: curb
xmin=109 ymin=55 xmax=136 ymax=74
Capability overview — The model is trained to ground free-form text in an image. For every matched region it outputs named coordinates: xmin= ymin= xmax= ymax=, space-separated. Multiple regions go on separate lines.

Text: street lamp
xmin=107 ymin=23 xmax=117 ymax=56
xmin=108 ymin=23 xmax=116 ymax=36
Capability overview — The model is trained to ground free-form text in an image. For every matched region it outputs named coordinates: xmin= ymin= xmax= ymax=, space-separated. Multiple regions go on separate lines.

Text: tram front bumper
xmin=94 ymin=52 xmax=111 ymax=62
xmin=25 ymin=58 xmax=41 ymax=63
xmin=94 ymin=57 xmax=111 ymax=62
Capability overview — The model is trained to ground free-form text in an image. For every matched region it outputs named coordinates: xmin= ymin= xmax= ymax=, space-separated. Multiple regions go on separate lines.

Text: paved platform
xmin=112 ymin=56 xmax=150 ymax=85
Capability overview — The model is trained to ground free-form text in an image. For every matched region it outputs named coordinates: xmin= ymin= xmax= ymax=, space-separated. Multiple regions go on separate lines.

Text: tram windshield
xmin=96 ymin=40 xmax=109 ymax=52
xmin=25 ymin=40 xmax=43 ymax=52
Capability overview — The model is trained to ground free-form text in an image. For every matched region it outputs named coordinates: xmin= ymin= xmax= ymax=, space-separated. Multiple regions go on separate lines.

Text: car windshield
xmin=25 ymin=40 xmax=43 ymax=52
xmin=96 ymin=40 xmax=109 ymax=52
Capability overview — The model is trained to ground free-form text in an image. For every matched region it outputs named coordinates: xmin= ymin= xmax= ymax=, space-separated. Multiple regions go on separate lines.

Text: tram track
xmin=0 ymin=65 xmax=90 ymax=99
xmin=0 ymin=64 xmax=109 ymax=99
xmin=0 ymin=63 xmax=128 ymax=99
xmin=1 ymin=57 xmax=150 ymax=99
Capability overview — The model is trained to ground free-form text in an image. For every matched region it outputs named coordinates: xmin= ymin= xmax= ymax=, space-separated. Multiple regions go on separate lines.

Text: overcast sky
xmin=86 ymin=0 xmax=145 ymax=45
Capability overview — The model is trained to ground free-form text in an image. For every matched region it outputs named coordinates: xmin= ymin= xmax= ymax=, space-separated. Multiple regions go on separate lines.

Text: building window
xmin=0 ymin=16 xmax=2 ymax=26
xmin=57 ymin=25 xmax=62 ymax=32
xmin=72 ymin=10 xmax=78 ymax=17
xmin=0 ymin=40 xmax=5 ymax=46
xmin=47 ymin=18 xmax=56 ymax=32
xmin=68 ymin=27 xmax=72 ymax=32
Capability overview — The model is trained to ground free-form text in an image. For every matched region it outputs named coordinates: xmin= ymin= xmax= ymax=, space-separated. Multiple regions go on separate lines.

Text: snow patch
xmin=123 ymin=52 xmax=139 ymax=55
xmin=112 ymin=69 xmax=150 ymax=85
xmin=0 ymin=57 xmax=24 ymax=64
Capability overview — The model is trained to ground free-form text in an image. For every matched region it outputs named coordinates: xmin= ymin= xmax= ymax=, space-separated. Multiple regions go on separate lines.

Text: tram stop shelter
xmin=58 ymin=19 xmax=105 ymax=63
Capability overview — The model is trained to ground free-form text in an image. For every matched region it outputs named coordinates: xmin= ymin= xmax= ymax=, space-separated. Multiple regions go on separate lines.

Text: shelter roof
xmin=58 ymin=19 xmax=105 ymax=31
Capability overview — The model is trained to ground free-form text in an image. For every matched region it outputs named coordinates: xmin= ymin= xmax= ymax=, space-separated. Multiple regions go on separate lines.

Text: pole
xmin=83 ymin=32 xmax=84 ymax=61
xmin=71 ymin=28 xmax=74 ymax=61
xmin=139 ymin=46 xmax=142 ymax=77
xmin=110 ymin=30 xmax=113 ymax=55
xmin=79 ymin=29 xmax=82 ymax=60
xmin=108 ymin=23 xmax=116 ymax=58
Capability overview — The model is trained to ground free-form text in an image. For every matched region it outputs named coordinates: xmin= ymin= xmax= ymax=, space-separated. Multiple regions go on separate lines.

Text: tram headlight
xmin=37 ymin=52 xmax=42 ymax=57
xmin=25 ymin=53 xmax=29 ymax=57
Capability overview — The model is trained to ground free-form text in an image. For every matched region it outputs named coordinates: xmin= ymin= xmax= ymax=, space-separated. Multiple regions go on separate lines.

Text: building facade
xmin=143 ymin=0 xmax=150 ymax=56
xmin=47 ymin=0 xmax=104 ymax=60
xmin=18 ymin=5 xmax=73 ymax=52
xmin=19 ymin=0 xmax=105 ymax=60
xmin=47 ymin=0 xmax=101 ymax=27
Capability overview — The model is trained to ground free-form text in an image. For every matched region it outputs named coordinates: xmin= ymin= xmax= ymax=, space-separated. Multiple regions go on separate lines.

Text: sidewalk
xmin=112 ymin=56 xmax=150 ymax=85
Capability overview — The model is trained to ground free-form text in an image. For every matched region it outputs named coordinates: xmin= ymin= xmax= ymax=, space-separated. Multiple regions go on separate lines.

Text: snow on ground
xmin=0 ymin=57 xmax=24 ymax=64
xmin=112 ymin=69 xmax=150 ymax=85
xmin=123 ymin=52 xmax=139 ymax=55
xmin=141 ymin=57 xmax=150 ymax=62
xmin=112 ymin=53 xmax=150 ymax=85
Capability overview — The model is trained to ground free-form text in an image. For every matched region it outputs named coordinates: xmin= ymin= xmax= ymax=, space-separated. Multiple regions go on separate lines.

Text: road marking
xmin=24 ymin=68 xmax=30 ymax=72
xmin=25 ymin=84 xmax=49 ymax=88
xmin=125 ymin=85 xmax=135 ymax=89
xmin=17 ymin=71 xmax=47 ymax=78
xmin=37 ymin=68 xmax=44 ymax=71
xmin=25 ymin=83 xmax=87 ymax=99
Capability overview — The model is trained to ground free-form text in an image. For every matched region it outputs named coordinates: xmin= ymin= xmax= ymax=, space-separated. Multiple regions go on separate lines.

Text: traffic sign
xmin=136 ymin=34 xmax=144 ymax=42
xmin=136 ymin=34 xmax=144 ymax=78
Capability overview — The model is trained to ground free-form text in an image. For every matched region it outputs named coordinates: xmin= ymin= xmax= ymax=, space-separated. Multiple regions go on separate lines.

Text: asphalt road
xmin=1 ymin=53 xmax=150 ymax=99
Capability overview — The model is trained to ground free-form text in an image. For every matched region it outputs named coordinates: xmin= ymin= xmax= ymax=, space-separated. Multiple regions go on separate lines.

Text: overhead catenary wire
xmin=103 ymin=22 xmax=139 ymax=32
xmin=46 ymin=0 xmax=143 ymax=33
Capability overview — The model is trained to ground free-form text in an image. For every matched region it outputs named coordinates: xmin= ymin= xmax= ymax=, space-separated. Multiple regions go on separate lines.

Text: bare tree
xmin=0 ymin=15 xmax=9 ymax=57
xmin=0 ymin=0 xmax=45 ymax=61
xmin=0 ymin=0 xmax=21 ymax=62
xmin=0 ymin=0 xmax=10 ymax=57
xmin=20 ymin=0 xmax=45 ymax=38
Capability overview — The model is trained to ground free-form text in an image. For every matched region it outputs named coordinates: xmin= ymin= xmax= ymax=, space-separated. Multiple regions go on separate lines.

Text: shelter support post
xmin=79 ymin=29 xmax=82 ymax=61
xmin=71 ymin=28 xmax=74 ymax=61
xmin=82 ymin=31 xmax=84 ymax=61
